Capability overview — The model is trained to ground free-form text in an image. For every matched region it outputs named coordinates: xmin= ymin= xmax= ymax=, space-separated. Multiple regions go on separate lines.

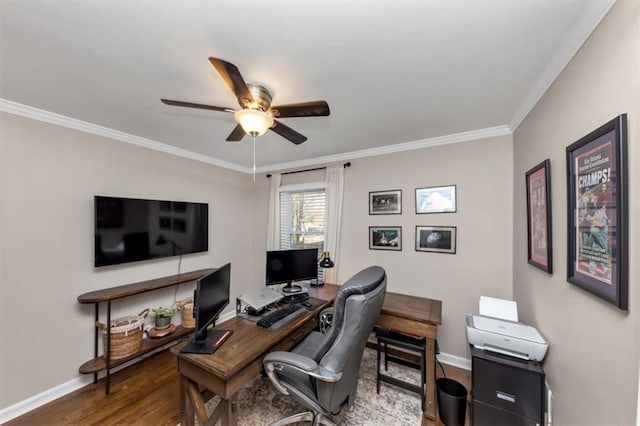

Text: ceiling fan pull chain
xmin=252 ymin=135 xmax=256 ymax=182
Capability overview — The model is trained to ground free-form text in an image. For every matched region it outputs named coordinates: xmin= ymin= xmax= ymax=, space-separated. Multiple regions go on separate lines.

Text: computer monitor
xmin=266 ymin=248 xmax=318 ymax=294
xmin=180 ymin=263 xmax=233 ymax=354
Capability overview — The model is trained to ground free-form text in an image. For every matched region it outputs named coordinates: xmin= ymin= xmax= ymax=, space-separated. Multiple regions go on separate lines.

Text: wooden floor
xmin=6 ymin=348 xmax=471 ymax=426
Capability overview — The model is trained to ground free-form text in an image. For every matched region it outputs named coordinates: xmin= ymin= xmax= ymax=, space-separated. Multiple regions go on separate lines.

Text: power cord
xmin=435 ymin=340 xmax=447 ymax=378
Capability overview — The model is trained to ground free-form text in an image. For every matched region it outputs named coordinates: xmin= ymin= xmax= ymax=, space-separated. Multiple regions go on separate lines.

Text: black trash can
xmin=436 ymin=377 xmax=467 ymax=426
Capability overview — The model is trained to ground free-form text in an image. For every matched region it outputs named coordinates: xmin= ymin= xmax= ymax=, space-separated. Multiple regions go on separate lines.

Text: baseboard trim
xmin=0 ymin=310 xmax=238 ymax=423
xmin=437 ymin=352 xmax=471 ymax=371
xmin=0 ymin=376 xmax=92 ymax=423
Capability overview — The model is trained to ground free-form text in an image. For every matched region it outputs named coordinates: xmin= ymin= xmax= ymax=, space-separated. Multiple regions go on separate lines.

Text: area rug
xmin=190 ymin=348 xmax=423 ymax=425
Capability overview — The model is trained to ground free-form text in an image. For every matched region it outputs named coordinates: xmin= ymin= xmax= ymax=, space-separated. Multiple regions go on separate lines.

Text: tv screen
xmin=266 ymin=248 xmax=318 ymax=287
xmin=94 ymin=196 xmax=208 ymax=267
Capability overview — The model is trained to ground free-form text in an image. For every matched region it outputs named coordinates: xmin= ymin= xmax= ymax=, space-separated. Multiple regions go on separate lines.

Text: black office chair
xmin=263 ymin=266 xmax=387 ymax=426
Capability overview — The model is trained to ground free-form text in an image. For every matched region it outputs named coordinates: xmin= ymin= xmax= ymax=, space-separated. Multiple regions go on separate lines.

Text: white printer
xmin=465 ymin=296 xmax=549 ymax=362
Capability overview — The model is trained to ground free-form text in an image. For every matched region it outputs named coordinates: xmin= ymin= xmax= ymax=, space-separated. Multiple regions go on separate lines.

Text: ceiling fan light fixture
xmin=234 ymin=109 xmax=274 ymax=137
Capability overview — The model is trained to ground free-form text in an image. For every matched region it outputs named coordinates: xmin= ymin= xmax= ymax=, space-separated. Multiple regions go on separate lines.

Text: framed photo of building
xmin=415 ymin=185 xmax=456 ymax=214
xmin=369 ymin=190 xmax=402 ymax=215
xmin=415 ymin=226 xmax=456 ymax=254
xmin=369 ymin=226 xmax=402 ymax=251
xmin=566 ymin=114 xmax=628 ymax=310
xmin=526 ymin=159 xmax=552 ymax=273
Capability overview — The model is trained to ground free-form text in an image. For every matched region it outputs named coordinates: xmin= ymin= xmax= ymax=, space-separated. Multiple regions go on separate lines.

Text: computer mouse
xmin=302 ymin=301 xmax=312 ymax=307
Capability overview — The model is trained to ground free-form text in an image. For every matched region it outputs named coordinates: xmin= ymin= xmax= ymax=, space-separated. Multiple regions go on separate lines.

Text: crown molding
xmin=509 ymin=0 xmax=616 ymax=131
xmin=2 ymin=98 xmax=511 ymax=175
xmin=0 ymin=99 xmax=252 ymax=174
xmin=257 ymin=125 xmax=512 ymax=174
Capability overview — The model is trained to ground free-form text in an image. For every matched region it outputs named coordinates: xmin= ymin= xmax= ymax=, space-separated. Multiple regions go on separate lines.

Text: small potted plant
xmin=151 ymin=306 xmax=175 ymax=330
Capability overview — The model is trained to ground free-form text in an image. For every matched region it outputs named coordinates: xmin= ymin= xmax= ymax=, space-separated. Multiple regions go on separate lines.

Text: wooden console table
xmin=77 ymin=268 xmax=214 ymax=394
xmin=378 ymin=292 xmax=442 ymax=421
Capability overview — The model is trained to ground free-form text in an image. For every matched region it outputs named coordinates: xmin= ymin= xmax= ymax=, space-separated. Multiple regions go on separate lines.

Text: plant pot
xmin=154 ymin=316 xmax=172 ymax=330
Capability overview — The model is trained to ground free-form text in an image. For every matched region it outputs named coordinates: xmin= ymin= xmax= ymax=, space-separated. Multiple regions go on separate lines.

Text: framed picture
xmin=566 ymin=114 xmax=627 ymax=310
xmin=369 ymin=190 xmax=402 ymax=215
xmin=526 ymin=159 xmax=552 ymax=273
xmin=369 ymin=226 xmax=402 ymax=251
xmin=415 ymin=226 xmax=456 ymax=254
xmin=415 ymin=185 xmax=456 ymax=214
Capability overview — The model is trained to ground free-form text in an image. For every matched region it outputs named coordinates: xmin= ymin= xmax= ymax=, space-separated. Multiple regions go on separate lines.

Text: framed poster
xmin=566 ymin=114 xmax=628 ymax=310
xmin=415 ymin=226 xmax=456 ymax=254
xmin=369 ymin=190 xmax=402 ymax=215
xmin=415 ymin=185 xmax=456 ymax=214
xmin=369 ymin=226 xmax=402 ymax=251
xmin=526 ymin=159 xmax=552 ymax=273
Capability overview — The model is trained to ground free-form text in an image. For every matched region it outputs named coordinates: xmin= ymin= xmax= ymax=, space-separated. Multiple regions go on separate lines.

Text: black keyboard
xmin=257 ymin=305 xmax=306 ymax=329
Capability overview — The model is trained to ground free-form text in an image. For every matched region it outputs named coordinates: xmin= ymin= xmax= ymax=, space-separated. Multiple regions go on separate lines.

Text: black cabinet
xmin=471 ymin=347 xmax=545 ymax=426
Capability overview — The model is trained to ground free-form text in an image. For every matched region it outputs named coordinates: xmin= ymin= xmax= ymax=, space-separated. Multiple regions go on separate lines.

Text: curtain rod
xmin=266 ymin=162 xmax=351 ymax=178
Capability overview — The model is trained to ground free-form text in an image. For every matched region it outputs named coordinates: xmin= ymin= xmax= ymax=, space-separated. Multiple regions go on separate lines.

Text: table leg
xmin=204 ymin=393 xmax=238 ymax=426
xmin=424 ymin=337 xmax=437 ymax=420
xmin=220 ymin=393 xmax=238 ymax=425
xmin=180 ymin=376 xmax=195 ymax=426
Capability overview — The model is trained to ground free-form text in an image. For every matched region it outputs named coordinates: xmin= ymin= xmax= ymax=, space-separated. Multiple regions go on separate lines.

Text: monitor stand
xmin=280 ymin=283 xmax=310 ymax=304
xmin=180 ymin=329 xmax=233 ymax=354
xmin=281 ymin=282 xmax=304 ymax=294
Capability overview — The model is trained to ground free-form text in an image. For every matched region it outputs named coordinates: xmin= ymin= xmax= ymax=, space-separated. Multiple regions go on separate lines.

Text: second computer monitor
xmin=266 ymin=248 xmax=318 ymax=294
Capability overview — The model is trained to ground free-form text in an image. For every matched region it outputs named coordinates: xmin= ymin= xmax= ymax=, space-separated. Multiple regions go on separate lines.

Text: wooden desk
xmin=172 ymin=284 xmax=339 ymax=426
xmin=172 ymin=285 xmax=442 ymax=425
xmin=378 ymin=292 xmax=442 ymax=422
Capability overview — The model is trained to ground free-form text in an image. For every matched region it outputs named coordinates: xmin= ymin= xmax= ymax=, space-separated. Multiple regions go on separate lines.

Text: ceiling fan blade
xmin=208 ymin=57 xmax=254 ymax=108
xmin=270 ymin=101 xmax=330 ymax=118
xmin=270 ymin=120 xmax=307 ymax=145
xmin=161 ymin=99 xmax=234 ymax=113
xmin=226 ymin=124 xmax=246 ymax=142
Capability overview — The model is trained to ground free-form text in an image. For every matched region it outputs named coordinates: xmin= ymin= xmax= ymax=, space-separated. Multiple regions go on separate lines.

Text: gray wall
xmin=338 ymin=134 xmax=514 ymax=359
xmin=0 ymin=112 xmax=260 ymax=408
xmin=513 ymin=0 xmax=639 ymax=424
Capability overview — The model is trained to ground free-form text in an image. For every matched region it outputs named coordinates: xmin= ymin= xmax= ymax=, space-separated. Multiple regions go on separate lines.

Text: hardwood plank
xmin=79 ymin=325 xmax=193 ymax=373
xmin=6 ymin=347 xmax=471 ymax=426
xmin=77 ymin=269 xmax=214 ymax=303
xmin=5 ymin=350 xmax=181 ymax=426
xmin=383 ymin=292 xmax=442 ymax=325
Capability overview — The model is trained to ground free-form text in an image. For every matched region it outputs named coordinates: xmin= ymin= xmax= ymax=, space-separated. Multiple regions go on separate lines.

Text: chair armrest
xmin=264 ymin=351 xmax=343 ymax=394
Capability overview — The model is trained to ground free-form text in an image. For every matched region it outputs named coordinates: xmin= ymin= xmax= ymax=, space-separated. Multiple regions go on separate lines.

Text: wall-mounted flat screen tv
xmin=94 ymin=196 xmax=208 ymax=267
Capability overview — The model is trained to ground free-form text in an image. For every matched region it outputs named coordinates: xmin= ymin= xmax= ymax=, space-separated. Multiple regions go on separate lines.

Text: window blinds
xmin=279 ymin=189 xmax=326 ymax=252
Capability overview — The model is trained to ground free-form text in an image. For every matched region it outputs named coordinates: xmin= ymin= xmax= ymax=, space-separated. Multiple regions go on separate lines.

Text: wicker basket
xmin=177 ymin=299 xmax=195 ymax=329
xmin=96 ymin=308 xmax=149 ymax=361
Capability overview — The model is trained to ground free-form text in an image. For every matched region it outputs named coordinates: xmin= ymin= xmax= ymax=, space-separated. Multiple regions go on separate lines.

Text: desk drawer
xmin=473 ymin=357 xmax=543 ymax=420
xmin=473 ymin=400 xmax=540 ymax=426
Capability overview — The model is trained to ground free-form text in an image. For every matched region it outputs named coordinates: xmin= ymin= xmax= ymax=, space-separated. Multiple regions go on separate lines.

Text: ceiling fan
xmin=161 ymin=57 xmax=330 ymax=145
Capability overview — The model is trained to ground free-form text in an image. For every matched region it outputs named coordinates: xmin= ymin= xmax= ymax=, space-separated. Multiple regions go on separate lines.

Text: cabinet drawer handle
xmin=496 ymin=391 xmax=516 ymax=403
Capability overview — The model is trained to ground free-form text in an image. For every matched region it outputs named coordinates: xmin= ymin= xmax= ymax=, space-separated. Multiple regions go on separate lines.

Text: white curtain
xmin=323 ymin=165 xmax=344 ymax=284
xmin=266 ymin=173 xmax=281 ymax=250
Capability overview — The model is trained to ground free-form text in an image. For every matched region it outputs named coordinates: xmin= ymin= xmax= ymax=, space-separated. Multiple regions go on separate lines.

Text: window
xmin=279 ymin=186 xmax=326 ymax=254
xmin=279 ymin=188 xmax=326 ymax=251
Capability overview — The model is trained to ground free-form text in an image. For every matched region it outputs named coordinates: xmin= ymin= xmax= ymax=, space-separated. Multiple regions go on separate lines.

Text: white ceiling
xmin=0 ymin=1 xmax=614 ymax=173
